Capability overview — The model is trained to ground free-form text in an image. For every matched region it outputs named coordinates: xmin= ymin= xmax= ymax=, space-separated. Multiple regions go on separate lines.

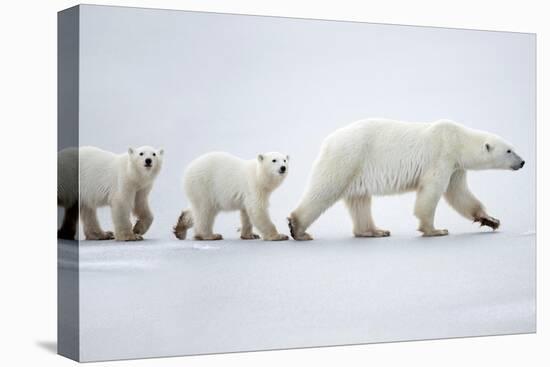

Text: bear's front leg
xmin=444 ymin=169 xmax=500 ymax=231
xmin=80 ymin=205 xmax=115 ymax=240
xmin=473 ymin=212 xmax=501 ymax=230
xmin=133 ymin=187 xmax=154 ymax=236
xmin=112 ymin=195 xmax=142 ymax=241
xmin=240 ymin=209 xmax=260 ymax=240
xmin=415 ymin=174 xmax=450 ymax=237
xmin=246 ymin=203 xmax=288 ymax=241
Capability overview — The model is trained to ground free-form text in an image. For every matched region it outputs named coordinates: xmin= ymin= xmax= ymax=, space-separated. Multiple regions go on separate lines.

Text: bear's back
xmin=183 ymin=152 xmax=250 ymax=201
xmin=335 ymin=119 xmax=455 ymax=195
xmin=79 ymin=147 xmax=121 ymax=207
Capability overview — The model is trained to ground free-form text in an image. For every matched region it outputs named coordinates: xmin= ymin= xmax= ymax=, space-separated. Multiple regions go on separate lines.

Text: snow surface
xmin=61 ymin=230 xmax=535 ymax=361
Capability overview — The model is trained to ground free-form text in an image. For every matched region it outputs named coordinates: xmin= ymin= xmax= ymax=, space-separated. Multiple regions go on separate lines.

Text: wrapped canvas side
xmin=57 ymin=5 xmax=80 ymax=362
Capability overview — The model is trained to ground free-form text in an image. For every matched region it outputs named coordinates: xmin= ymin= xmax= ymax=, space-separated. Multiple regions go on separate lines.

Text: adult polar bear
xmin=288 ymin=119 xmax=525 ymax=240
xmin=57 ymin=146 xmax=163 ymax=241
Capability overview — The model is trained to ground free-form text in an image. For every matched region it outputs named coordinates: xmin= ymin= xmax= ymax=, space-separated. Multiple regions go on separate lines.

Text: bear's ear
xmin=485 ymin=143 xmax=492 ymax=152
xmin=286 ymin=155 xmax=290 ymax=161
xmin=158 ymin=148 xmax=164 ymax=156
xmin=128 ymin=147 xmax=135 ymax=155
xmin=257 ymin=154 xmax=264 ymax=162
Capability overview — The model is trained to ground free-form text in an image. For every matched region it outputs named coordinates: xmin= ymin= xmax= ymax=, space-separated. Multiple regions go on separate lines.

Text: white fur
xmin=289 ymin=118 xmax=524 ymax=240
xmin=57 ymin=146 xmax=163 ymax=241
xmin=174 ymin=152 xmax=289 ymax=241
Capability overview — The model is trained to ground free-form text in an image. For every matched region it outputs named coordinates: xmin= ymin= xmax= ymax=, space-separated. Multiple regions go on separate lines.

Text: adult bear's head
xmin=476 ymin=135 xmax=525 ymax=171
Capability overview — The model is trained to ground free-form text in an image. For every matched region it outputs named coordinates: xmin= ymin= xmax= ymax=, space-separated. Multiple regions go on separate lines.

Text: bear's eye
xmin=506 ymin=149 xmax=511 ymax=154
xmin=272 ymin=159 xmax=277 ymax=163
xmin=152 ymin=153 xmax=156 ymax=156
xmin=139 ymin=152 xmax=144 ymax=156
xmin=284 ymin=160 xmax=286 ymax=163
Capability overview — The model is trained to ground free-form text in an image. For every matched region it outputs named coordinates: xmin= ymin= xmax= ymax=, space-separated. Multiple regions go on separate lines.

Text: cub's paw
xmin=421 ymin=228 xmax=449 ymax=237
xmin=102 ymin=231 xmax=115 ymax=240
xmin=133 ymin=221 xmax=148 ymax=235
xmin=355 ymin=229 xmax=391 ymax=238
xmin=293 ymin=232 xmax=313 ymax=241
xmin=195 ymin=233 xmax=223 ymax=241
xmin=241 ymin=233 xmax=261 ymax=240
xmin=86 ymin=231 xmax=115 ymax=240
xmin=474 ymin=215 xmax=500 ymax=230
xmin=173 ymin=227 xmax=187 ymax=240
xmin=264 ymin=233 xmax=289 ymax=241
xmin=116 ymin=233 xmax=143 ymax=241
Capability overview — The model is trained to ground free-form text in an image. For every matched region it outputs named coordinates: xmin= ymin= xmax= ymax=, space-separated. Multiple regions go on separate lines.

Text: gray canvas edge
xmin=57 ymin=5 xmax=80 ymax=362
xmin=77 ymin=3 xmax=536 ymax=36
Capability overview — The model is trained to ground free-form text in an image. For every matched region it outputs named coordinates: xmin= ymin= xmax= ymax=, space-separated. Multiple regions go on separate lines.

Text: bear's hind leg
xmin=192 ymin=205 xmax=223 ymax=241
xmin=414 ymin=176 xmax=450 ymax=237
xmin=58 ymin=202 xmax=79 ymax=240
xmin=289 ymin=158 xmax=355 ymax=240
xmin=80 ymin=205 xmax=114 ymax=240
xmin=173 ymin=210 xmax=193 ymax=240
xmin=345 ymin=195 xmax=390 ymax=238
xmin=240 ymin=209 xmax=260 ymax=240
xmin=112 ymin=197 xmax=142 ymax=241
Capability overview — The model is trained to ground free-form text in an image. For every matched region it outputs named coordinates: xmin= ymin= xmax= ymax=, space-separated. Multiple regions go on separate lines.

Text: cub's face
xmin=128 ymin=146 xmax=164 ymax=175
xmin=257 ymin=152 xmax=289 ymax=180
xmin=483 ymin=138 xmax=525 ymax=170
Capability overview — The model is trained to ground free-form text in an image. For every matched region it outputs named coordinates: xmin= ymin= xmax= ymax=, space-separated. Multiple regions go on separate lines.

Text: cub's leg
xmin=414 ymin=171 xmax=452 ymax=237
xmin=112 ymin=195 xmax=142 ymax=241
xmin=246 ymin=202 xmax=288 ymax=241
xmin=192 ymin=204 xmax=222 ymax=240
xmin=80 ymin=205 xmax=114 ymax=240
xmin=173 ymin=210 xmax=193 ymax=240
xmin=240 ymin=209 xmax=260 ymax=240
xmin=444 ymin=169 xmax=500 ymax=230
xmin=133 ymin=186 xmax=154 ymax=236
xmin=345 ymin=195 xmax=390 ymax=237
xmin=58 ymin=202 xmax=79 ymax=240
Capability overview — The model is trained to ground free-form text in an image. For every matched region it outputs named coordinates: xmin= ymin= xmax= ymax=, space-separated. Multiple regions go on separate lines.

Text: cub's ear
xmin=128 ymin=147 xmax=135 ymax=155
xmin=257 ymin=154 xmax=264 ymax=162
xmin=158 ymin=148 xmax=164 ymax=156
xmin=485 ymin=143 xmax=492 ymax=152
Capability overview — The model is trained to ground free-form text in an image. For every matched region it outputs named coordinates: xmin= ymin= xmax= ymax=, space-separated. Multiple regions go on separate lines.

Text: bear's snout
xmin=145 ymin=158 xmax=153 ymax=167
xmin=512 ymin=160 xmax=525 ymax=170
xmin=279 ymin=166 xmax=287 ymax=174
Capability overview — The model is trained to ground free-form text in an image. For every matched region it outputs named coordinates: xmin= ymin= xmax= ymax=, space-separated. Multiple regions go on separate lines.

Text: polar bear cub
xmin=174 ymin=152 xmax=289 ymax=241
xmin=58 ymin=146 xmax=163 ymax=241
xmin=288 ymin=118 xmax=525 ymax=240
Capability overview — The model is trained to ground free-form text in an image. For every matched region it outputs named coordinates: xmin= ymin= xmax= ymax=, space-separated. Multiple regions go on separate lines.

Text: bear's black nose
xmin=520 ymin=160 xmax=525 ymax=168
xmin=280 ymin=166 xmax=286 ymax=173
xmin=145 ymin=158 xmax=152 ymax=165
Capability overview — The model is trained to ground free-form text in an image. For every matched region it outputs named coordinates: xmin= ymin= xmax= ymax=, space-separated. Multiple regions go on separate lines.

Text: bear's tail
xmin=173 ymin=210 xmax=193 ymax=240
